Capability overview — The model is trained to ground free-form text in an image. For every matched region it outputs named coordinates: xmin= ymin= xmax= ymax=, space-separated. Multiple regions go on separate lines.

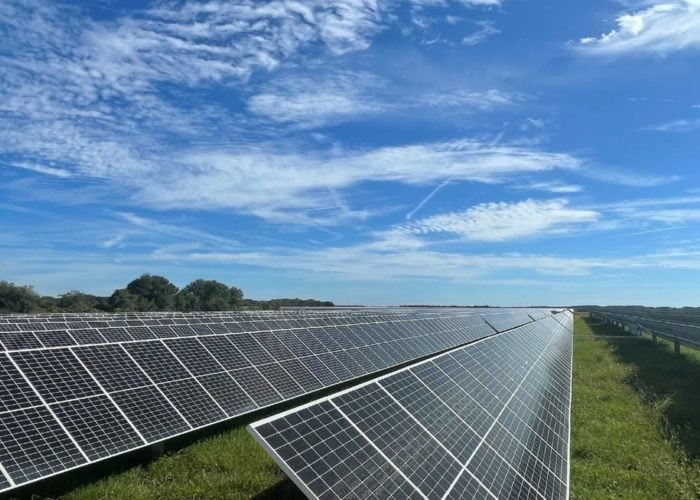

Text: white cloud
xmin=644 ymin=117 xmax=700 ymax=132
xmin=627 ymin=208 xmax=700 ymax=223
xmin=523 ymin=181 xmax=584 ymax=194
xmin=394 ymin=199 xmax=599 ymax=241
xmin=147 ymin=239 xmax=700 ymax=282
xmin=410 ymin=0 xmax=502 ymax=7
xmin=247 ymin=69 xmax=521 ymax=128
xmin=462 ymin=21 xmax=501 ymax=45
xmin=131 ymin=140 xmax=580 ymax=223
xmin=0 ymin=0 xmax=682 ymax=232
xmin=8 ymin=162 xmax=72 ymax=178
xmin=581 ymin=167 xmax=680 ymax=187
xmin=416 ymin=88 xmax=522 ymax=109
xmin=579 ymin=0 xmax=700 ymax=55
xmin=248 ymin=71 xmax=388 ymax=126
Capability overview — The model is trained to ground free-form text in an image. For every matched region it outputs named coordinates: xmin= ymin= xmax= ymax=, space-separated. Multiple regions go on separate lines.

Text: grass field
xmin=571 ymin=314 xmax=700 ymax=499
xmin=24 ymin=314 xmax=700 ymax=499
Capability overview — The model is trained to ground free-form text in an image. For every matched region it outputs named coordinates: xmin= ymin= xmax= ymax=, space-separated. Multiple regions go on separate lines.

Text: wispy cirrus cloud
xmin=247 ymin=71 xmax=389 ymax=127
xmin=247 ymin=70 xmax=521 ymax=128
xmin=6 ymin=162 xmax=72 ymax=178
xmin=579 ymin=0 xmax=700 ymax=55
xmin=581 ymin=167 xmax=680 ymax=187
xmin=522 ymin=181 xmax=584 ymax=194
xmin=644 ymin=117 xmax=700 ymax=132
xmin=135 ymin=140 xmax=581 ymax=223
xmin=461 ymin=21 xmax=501 ymax=45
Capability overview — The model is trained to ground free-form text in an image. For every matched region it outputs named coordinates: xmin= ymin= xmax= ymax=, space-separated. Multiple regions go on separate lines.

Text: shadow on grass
xmin=252 ymin=478 xmax=305 ymax=500
xmin=583 ymin=316 xmax=700 ymax=460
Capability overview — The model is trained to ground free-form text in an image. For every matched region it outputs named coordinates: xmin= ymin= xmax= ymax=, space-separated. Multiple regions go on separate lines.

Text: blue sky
xmin=1 ymin=0 xmax=700 ymax=306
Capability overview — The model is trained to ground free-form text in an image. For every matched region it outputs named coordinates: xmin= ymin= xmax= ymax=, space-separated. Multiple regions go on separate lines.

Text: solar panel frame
xmin=249 ymin=311 xmax=572 ymax=500
xmin=0 ymin=308 xmax=555 ymax=494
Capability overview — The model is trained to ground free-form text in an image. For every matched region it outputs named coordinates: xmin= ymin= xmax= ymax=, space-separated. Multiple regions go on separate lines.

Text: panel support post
xmin=675 ymin=340 xmax=681 ymax=355
xmin=652 ymin=332 xmax=658 ymax=344
xmin=151 ymin=441 xmax=165 ymax=459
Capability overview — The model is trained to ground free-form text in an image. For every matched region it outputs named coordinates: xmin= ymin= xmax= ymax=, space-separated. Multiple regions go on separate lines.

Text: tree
xmin=124 ymin=274 xmax=179 ymax=311
xmin=0 ymin=281 xmax=41 ymax=313
xmin=108 ymin=288 xmax=140 ymax=312
xmin=56 ymin=291 xmax=105 ymax=312
xmin=177 ymin=279 xmax=243 ymax=311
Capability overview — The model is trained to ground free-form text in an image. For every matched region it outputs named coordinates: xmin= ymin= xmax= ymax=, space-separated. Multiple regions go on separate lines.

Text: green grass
xmin=571 ymin=314 xmax=700 ymax=499
xmin=63 ymin=426 xmax=301 ymax=500
xmin=18 ymin=315 xmax=700 ymax=499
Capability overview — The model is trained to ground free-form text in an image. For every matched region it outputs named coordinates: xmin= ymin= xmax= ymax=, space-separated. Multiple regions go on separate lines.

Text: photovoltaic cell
xmin=249 ymin=311 xmax=573 ymax=500
xmin=253 ymin=401 xmax=421 ymax=500
xmin=298 ymin=356 xmax=340 ymax=387
xmin=379 ymin=370 xmax=480 ymax=464
xmin=51 ymin=395 xmax=144 ymax=460
xmin=98 ymin=327 xmax=132 ymax=343
xmin=257 ymin=363 xmax=304 ymax=399
xmin=111 ymin=386 xmax=189 ymax=442
xmin=163 ymin=338 xmax=223 ymax=376
xmin=34 ymin=330 xmax=75 ymax=348
xmin=279 ymin=359 xmax=323 ymax=392
xmin=334 ymin=384 xmax=463 ymax=499
xmin=197 ymin=372 xmax=256 ymax=417
xmin=230 ymin=367 xmax=282 ymax=407
xmin=198 ymin=335 xmax=251 ymax=370
xmin=0 ymin=406 xmax=87 ymax=485
xmin=68 ymin=329 xmax=106 ymax=345
xmin=448 ymin=470 xmax=493 ymax=499
xmin=253 ymin=332 xmax=296 ymax=361
xmin=0 ymin=332 xmax=42 ymax=351
xmin=227 ymin=334 xmax=274 ymax=365
xmin=123 ymin=342 xmax=190 ymax=383
xmin=73 ymin=344 xmax=151 ymax=392
xmin=0 ymin=354 xmax=41 ymax=413
xmin=10 ymin=349 xmax=103 ymax=404
xmin=158 ymin=378 xmax=226 ymax=428
xmin=0 ymin=308 xmax=560 ymax=494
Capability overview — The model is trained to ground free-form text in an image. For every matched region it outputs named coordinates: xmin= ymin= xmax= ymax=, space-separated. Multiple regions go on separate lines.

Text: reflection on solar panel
xmin=0 ymin=308 xmax=547 ymax=493
xmin=249 ymin=310 xmax=573 ymax=500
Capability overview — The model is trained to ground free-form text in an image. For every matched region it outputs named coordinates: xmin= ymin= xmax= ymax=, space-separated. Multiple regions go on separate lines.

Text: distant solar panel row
xmin=250 ymin=310 xmax=573 ymax=500
xmin=588 ymin=308 xmax=700 ymax=346
xmin=0 ymin=309 xmax=548 ymax=493
xmin=0 ymin=310 xmax=510 ymax=351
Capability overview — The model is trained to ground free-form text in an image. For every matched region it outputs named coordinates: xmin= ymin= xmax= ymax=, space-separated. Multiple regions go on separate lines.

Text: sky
xmin=1 ymin=0 xmax=700 ymax=306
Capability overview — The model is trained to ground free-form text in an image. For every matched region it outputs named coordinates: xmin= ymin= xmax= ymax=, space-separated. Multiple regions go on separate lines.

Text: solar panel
xmin=249 ymin=310 xmax=573 ymax=500
xmin=0 ymin=308 xmax=549 ymax=493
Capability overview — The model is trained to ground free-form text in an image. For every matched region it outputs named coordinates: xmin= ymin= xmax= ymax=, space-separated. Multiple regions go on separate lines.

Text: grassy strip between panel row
xmin=61 ymin=427 xmax=298 ymax=500
xmin=14 ymin=314 xmax=700 ymax=499
xmin=571 ymin=314 xmax=700 ymax=499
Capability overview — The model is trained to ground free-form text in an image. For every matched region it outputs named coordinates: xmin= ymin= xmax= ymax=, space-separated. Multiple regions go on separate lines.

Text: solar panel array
xmin=586 ymin=307 xmax=700 ymax=347
xmin=0 ymin=308 xmax=547 ymax=493
xmin=249 ymin=310 xmax=573 ymax=500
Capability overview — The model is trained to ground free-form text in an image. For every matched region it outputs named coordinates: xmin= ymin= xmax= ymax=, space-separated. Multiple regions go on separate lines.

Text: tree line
xmin=0 ymin=274 xmax=334 ymax=314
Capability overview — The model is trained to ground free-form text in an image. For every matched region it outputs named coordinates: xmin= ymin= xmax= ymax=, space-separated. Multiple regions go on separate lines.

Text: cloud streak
xmin=395 ymin=198 xmax=599 ymax=241
xmin=579 ymin=0 xmax=700 ymax=55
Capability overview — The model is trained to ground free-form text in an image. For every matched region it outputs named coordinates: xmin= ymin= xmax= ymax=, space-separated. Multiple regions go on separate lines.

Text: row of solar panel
xmin=0 ymin=311 xmax=537 ymax=353
xmin=0 ymin=312 xmax=417 ymax=332
xmin=0 ymin=309 xmax=530 ymax=331
xmin=0 ymin=309 xmax=453 ymax=327
xmin=250 ymin=311 xmax=573 ymax=500
xmin=0 ymin=311 xmax=539 ymax=492
xmin=592 ymin=310 xmax=700 ymax=346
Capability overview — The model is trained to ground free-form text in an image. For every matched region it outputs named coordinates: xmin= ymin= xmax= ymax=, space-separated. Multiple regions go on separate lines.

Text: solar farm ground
xmin=9 ymin=313 xmax=700 ymax=499
xmin=570 ymin=314 xmax=700 ymax=499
